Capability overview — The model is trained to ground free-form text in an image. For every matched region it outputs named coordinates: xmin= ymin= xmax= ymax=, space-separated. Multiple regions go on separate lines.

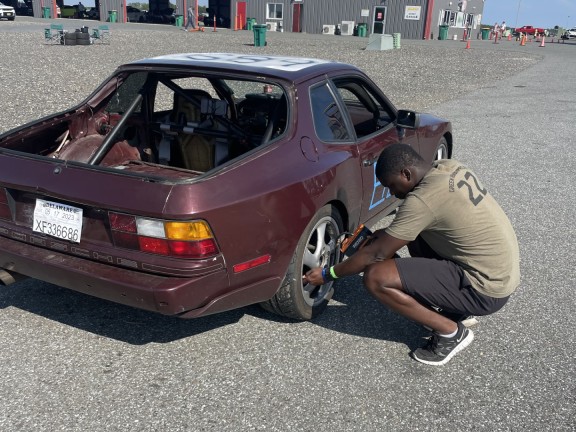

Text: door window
xmin=332 ymin=78 xmax=394 ymax=139
xmin=310 ymin=83 xmax=351 ymax=142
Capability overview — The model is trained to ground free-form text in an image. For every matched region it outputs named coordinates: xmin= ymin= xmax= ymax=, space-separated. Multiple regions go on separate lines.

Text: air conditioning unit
xmin=266 ymin=22 xmax=277 ymax=31
xmin=322 ymin=24 xmax=335 ymax=35
xmin=341 ymin=20 xmax=355 ymax=36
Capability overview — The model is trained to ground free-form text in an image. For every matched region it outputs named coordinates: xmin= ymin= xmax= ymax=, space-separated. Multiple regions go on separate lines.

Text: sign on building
xmin=404 ymin=6 xmax=421 ymax=20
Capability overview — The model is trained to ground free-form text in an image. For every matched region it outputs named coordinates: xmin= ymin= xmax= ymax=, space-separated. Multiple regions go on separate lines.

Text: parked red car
xmin=513 ymin=25 xmax=547 ymax=36
xmin=0 ymin=53 xmax=452 ymax=320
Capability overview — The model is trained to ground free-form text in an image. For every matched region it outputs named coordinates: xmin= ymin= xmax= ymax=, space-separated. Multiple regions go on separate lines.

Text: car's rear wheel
xmin=435 ymin=137 xmax=449 ymax=160
xmin=261 ymin=205 xmax=343 ymax=320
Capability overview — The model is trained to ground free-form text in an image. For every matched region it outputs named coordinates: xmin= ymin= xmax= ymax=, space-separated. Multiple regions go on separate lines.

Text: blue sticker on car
xmin=369 ymin=164 xmax=391 ymax=210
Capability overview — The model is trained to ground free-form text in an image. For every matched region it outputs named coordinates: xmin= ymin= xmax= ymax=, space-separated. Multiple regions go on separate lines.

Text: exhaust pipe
xmin=0 ymin=268 xmax=28 ymax=285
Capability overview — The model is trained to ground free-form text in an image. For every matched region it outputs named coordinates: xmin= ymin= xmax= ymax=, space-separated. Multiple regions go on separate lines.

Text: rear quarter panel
xmin=414 ymin=113 xmax=452 ymax=163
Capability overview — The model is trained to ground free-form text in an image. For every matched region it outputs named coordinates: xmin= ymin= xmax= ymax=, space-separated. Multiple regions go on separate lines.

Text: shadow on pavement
xmin=0 ymin=278 xmax=247 ymax=345
xmin=250 ymin=274 xmax=429 ymax=351
xmin=1 ymin=275 xmax=428 ymax=348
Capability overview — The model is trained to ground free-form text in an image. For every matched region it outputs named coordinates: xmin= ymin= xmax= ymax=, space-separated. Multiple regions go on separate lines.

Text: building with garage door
xmin=204 ymin=0 xmax=486 ymax=40
xmin=18 ymin=0 xmax=486 ymax=41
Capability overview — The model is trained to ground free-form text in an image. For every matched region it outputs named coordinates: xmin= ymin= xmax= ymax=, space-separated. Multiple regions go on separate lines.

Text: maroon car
xmin=0 ymin=53 xmax=452 ymax=320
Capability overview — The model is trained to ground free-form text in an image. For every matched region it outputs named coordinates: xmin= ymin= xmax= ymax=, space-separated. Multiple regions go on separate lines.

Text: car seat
xmin=171 ymin=89 xmax=217 ymax=172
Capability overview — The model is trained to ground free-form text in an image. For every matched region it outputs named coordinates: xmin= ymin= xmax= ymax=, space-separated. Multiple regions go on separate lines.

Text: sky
xmin=482 ymin=0 xmax=576 ymax=29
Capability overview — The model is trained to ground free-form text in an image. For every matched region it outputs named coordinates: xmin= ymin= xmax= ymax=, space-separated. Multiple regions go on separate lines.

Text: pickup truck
xmin=513 ymin=25 xmax=547 ymax=36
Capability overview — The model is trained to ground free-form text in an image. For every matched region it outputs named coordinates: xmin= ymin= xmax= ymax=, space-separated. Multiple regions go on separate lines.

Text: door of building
xmin=372 ymin=6 xmax=387 ymax=34
xmin=292 ymin=2 xmax=302 ymax=32
xmin=236 ymin=2 xmax=246 ymax=30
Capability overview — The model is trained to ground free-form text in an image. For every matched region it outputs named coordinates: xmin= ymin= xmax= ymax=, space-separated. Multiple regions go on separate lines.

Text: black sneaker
xmin=412 ymin=322 xmax=474 ymax=366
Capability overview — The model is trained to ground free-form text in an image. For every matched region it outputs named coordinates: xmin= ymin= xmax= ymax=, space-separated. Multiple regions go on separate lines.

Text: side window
xmin=153 ymin=77 xmax=218 ymax=120
xmin=153 ymin=81 xmax=174 ymax=116
xmin=333 ymin=78 xmax=394 ymax=139
xmin=310 ymin=83 xmax=350 ymax=142
xmin=104 ymin=72 xmax=147 ymax=114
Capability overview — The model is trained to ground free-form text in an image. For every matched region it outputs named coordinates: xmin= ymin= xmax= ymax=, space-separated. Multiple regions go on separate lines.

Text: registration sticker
xmin=33 ymin=199 xmax=83 ymax=243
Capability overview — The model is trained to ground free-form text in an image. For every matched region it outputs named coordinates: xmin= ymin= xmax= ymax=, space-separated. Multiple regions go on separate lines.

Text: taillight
xmin=0 ymin=188 xmax=11 ymax=221
xmin=109 ymin=212 xmax=219 ymax=259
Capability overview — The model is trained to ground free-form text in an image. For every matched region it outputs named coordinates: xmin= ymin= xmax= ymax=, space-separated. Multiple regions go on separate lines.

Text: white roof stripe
xmin=146 ymin=53 xmax=336 ymax=72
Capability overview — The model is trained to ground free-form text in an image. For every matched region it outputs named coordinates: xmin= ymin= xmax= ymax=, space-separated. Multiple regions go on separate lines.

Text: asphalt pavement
xmin=0 ymin=18 xmax=575 ymax=431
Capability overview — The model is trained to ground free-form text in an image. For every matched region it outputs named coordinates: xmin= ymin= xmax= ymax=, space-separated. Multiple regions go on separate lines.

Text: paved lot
xmin=0 ymin=18 xmax=575 ymax=431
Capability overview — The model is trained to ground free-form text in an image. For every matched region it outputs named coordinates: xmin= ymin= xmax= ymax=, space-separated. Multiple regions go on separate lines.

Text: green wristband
xmin=329 ymin=266 xmax=339 ymax=279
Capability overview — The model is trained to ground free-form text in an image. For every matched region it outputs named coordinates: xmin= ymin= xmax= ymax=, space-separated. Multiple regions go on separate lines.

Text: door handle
xmin=363 ymin=158 xmax=377 ymax=167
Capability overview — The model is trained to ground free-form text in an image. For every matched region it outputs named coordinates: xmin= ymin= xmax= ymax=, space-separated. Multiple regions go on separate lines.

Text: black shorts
xmin=395 ymin=241 xmax=509 ymax=320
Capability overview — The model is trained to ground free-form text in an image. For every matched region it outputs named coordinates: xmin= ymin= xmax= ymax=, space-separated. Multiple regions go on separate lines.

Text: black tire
xmin=64 ymin=32 xmax=77 ymax=46
xmin=77 ymin=39 xmax=91 ymax=45
xmin=76 ymin=32 xmax=90 ymax=40
xmin=260 ymin=205 xmax=343 ymax=320
xmin=435 ymin=136 xmax=449 ymax=160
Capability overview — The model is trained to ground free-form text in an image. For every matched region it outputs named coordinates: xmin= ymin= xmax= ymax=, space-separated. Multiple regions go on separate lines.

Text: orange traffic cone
xmin=507 ymin=33 xmax=512 ymax=41
xmin=520 ymin=35 xmax=526 ymax=46
xmin=465 ymin=39 xmax=471 ymax=49
xmin=540 ymin=36 xmax=545 ymax=47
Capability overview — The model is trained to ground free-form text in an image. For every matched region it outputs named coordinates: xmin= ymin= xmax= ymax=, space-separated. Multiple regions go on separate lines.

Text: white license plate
xmin=33 ymin=199 xmax=83 ymax=243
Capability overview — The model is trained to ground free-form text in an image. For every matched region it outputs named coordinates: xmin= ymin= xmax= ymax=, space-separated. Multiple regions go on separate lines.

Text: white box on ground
xmin=367 ymin=34 xmax=394 ymax=51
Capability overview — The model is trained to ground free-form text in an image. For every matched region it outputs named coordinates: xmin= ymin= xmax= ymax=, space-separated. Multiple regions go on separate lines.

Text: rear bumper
xmin=0 ymin=235 xmax=279 ymax=317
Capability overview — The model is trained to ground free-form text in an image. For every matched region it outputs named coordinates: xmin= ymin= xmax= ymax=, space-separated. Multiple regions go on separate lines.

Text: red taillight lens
xmin=0 ymin=188 xmax=11 ymax=221
xmin=139 ymin=236 xmax=170 ymax=255
xmin=111 ymin=231 xmax=140 ymax=249
xmin=169 ymin=239 xmax=218 ymax=258
xmin=109 ymin=213 xmax=137 ymax=233
xmin=109 ymin=212 xmax=219 ymax=259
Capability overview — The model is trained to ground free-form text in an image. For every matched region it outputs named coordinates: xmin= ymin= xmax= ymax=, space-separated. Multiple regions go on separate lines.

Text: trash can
xmin=246 ymin=18 xmax=255 ymax=31
xmin=439 ymin=25 xmax=449 ymax=40
xmin=108 ymin=10 xmax=117 ymax=23
xmin=253 ymin=24 xmax=267 ymax=47
xmin=175 ymin=14 xmax=183 ymax=27
xmin=358 ymin=23 xmax=367 ymax=37
xmin=481 ymin=28 xmax=490 ymax=40
xmin=42 ymin=6 xmax=50 ymax=18
xmin=393 ymin=32 xmax=401 ymax=49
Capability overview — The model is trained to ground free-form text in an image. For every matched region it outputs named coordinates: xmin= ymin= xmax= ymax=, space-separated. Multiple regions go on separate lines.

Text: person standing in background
xmin=185 ymin=5 xmax=196 ymax=31
xmin=492 ymin=22 xmax=500 ymax=39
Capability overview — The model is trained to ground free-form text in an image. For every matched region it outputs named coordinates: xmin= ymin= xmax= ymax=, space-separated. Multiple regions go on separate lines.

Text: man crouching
xmin=304 ymin=143 xmax=520 ymax=366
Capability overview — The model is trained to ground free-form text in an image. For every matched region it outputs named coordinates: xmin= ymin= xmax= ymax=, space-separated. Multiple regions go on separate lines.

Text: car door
xmin=329 ymin=75 xmax=419 ymax=224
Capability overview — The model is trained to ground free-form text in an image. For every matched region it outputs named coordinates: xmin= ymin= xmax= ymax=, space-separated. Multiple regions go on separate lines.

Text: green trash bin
xmin=42 ymin=6 xmax=50 ymax=18
xmin=481 ymin=28 xmax=490 ymax=40
xmin=253 ymin=24 xmax=267 ymax=47
xmin=108 ymin=10 xmax=117 ymax=23
xmin=439 ymin=25 xmax=449 ymax=40
xmin=175 ymin=14 xmax=183 ymax=27
xmin=358 ymin=23 xmax=367 ymax=37
xmin=246 ymin=18 xmax=254 ymax=31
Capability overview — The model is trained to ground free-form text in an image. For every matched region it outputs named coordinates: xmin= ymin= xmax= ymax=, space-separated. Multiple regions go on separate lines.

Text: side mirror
xmin=396 ymin=109 xmax=420 ymax=129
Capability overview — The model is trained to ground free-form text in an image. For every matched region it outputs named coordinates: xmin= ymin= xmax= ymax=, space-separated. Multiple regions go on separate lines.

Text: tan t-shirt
xmin=385 ymin=159 xmax=520 ymax=298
